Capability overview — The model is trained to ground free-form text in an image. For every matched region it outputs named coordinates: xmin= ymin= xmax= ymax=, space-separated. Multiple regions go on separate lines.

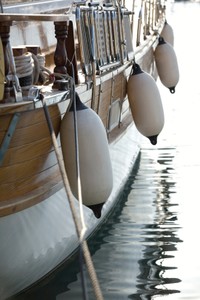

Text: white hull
xmin=0 ymin=123 xmax=141 ymax=299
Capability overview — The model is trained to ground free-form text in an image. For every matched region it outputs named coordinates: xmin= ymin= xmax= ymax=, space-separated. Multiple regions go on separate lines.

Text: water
xmin=13 ymin=1 xmax=200 ymax=299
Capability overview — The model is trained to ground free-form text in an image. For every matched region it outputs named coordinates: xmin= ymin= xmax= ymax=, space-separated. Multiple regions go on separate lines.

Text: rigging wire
xmin=66 ymin=50 xmax=88 ymax=242
xmin=67 ymin=54 xmax=89 ymax=300
xmin=42 ymin=97 xmax=104 ymax=300
xmin=42 ymin=47 xmax=104 ymax=299
xmin=0 ymin=0 xmax=3 ymax=13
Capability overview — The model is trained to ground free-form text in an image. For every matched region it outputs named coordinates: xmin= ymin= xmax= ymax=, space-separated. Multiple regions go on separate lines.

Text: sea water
xmin=13 ymin=1 xmax=200 ymax=299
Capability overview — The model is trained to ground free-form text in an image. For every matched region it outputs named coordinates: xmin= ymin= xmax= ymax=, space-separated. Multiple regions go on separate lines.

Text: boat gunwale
xmin=0 ymin=12 xmax=70 ymax=22
xmin=0 ymin=31 xmax=162 ymax=116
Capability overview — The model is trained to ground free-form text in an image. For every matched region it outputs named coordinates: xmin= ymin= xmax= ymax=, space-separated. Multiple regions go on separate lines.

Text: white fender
xmin=127 ymin=64 xmax=164 ymax=145
xmin=161 ymin=21 xmax=174 ymax=46
xmin=154 ymin=37 xmax=179 ymax=93
xmin=60 ymin=93 xmax=113 ymax=218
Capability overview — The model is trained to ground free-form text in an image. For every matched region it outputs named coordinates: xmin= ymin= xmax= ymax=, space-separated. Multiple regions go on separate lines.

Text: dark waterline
xmin=12 ymin=1 xmax=200 ymax=299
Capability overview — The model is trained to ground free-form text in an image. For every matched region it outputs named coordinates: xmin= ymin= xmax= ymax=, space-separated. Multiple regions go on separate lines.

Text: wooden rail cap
xmin=0 ymin=13 xmax=69 ymax=22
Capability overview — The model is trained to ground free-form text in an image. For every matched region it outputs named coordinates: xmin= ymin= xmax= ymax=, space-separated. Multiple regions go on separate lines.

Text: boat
xmin=0 ymin=0 xmax=167 ymax=298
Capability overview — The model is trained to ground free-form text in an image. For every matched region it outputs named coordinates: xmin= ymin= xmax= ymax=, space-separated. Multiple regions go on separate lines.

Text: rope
xmin=71 ymin=84 xmax=87 ymax=241
xmin=14 ymin=52 xmax=33 ymax=90
xmin=14 ymin=52 xmax=33 ymax=78
xmin=31 ymin=53 xmax=54 ymax=85
xmin=68 ymin=59 xmax=104 ymax=299
xmin=66 ymin=50 xmax=91 ymax=300
xmin=42 ymin=68 xmax=104 ymax=299
xmin=14 ymin=51 xmax=54 ymax=88
xmin=79 ymin=246 xmax=89 ymax=300
xmin=31 ymin=53 xmax=41 ymax=84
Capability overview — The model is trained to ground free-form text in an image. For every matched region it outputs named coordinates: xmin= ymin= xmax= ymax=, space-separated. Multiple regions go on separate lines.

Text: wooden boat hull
xmin=0 ymin=0 xmax=166 ymax=297
xmin=0 ymin=66 xmax=142 ymax=299
xmin=0 ymin=105 xmax=62 ymax=215
xmin=0 ymin=123 xmax=140 ymax=299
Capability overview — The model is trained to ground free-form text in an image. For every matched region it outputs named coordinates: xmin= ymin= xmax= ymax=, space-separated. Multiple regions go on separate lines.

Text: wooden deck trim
xmin=0 ymin=181 xmax=64 ymax=217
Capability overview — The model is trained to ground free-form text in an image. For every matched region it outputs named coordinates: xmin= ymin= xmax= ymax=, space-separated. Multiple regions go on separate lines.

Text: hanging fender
xmin=154 ymin=37 xmax=179 ymax=93
xmin=127 ymin=63 xmax=164 ymax=145
xmin=161 ymin=21 xmax=174 ymax=46
xmin=60 ymin=93 xmax=113 ymax=218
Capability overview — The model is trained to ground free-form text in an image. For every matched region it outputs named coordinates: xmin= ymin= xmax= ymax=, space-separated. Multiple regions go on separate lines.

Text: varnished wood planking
xmin=0 ymin=102 xmax=34 ymax=115
xmin=92 ymin=85 xmax=101 ymax=113
xmin=0 ymin=104 xmax=64 ymax=214
xmin=0 ymin=164 xmax=62 ymax=202
xmin=114 ymin=73 xmax=127 ymax=100
xmin=0 ymin=105 xmax=60 ymax=131
xmin=1 ymin=138 xmax=55 ymax=166
xmin=0 ymin=180 xmax=63 ymax=217
xmin=98 ymin=89 xmax=111 ymax=127
xmin=0 ymin=114 xmax=60 ymax=148
xmin=0 ymin=59 xmax=132 ymax=216
xmin=97 ymin=73 xmax=128 ymax=127
xmin=100 ymin=79 xmax=112 ymax=94
xmin=0 ymin=150 xmax=59 ymax=184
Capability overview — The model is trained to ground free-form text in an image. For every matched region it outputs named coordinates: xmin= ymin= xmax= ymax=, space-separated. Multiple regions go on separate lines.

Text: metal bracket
xmin=0 ymin=112 xmax=20 ymax=166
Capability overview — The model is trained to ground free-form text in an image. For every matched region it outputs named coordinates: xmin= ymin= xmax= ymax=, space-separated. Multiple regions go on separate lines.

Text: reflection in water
xmin=63 ymin=148 xmax=183 ymax=299
xmin=80 ymin=148 xmax=183 ymax=300
xmin=13 ymin=149 xmax=183 ymax=300
xmin=131 ymin=230 xmax=181 ymax=299
xmin=126 ymin=149 xmax=183 ymax=299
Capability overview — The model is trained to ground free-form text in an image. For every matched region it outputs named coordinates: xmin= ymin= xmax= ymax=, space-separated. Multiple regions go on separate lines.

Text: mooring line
xmin=42 ymin=96 xmax=104 ymax=300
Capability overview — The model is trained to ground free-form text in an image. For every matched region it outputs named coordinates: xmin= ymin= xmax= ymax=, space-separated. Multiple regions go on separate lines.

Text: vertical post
xmin=53 ymin=21 xmax=68 ymax=88
xmin=65 ymin=20 xmax=78 ymax=84
xmin=0 ymin=21 xmax=12 ymax=101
